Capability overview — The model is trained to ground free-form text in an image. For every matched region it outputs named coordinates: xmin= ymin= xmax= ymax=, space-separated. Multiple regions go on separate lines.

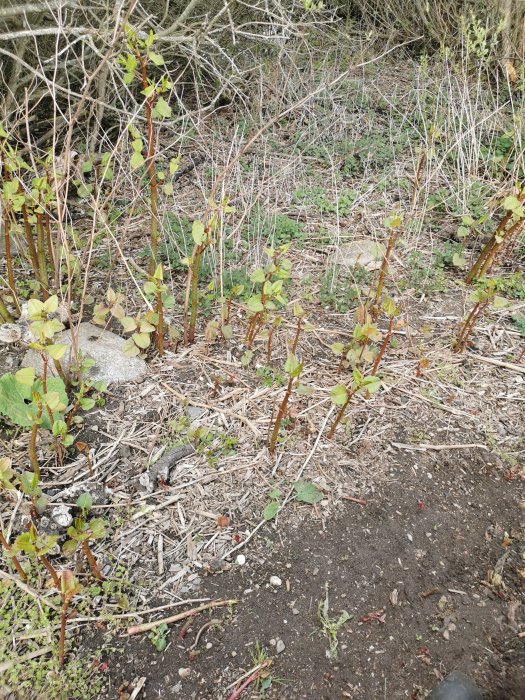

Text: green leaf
xmin=0 ymin=373 xmax=67 ymax=429
xmin=222 ymin=324 xmax=233 ymax=339
xmin=27 ymin=298 xmax=44 ymax=319
xmin=250 ymin=268 xmax=266 ymax=284
xmin=89 ymin=518 xmax=106 ymax=539
xmin=452 ymin=253 xmax=466 ymax=268
xmin=122 ymin=338 xmax=141 ymax=357
xmin=284 ymin=354 xmax=302 ymax=378
xmin=247 ymin=296 xmax=264 ymax=313
xmin=141 ymin=83 xmax=156 ymax=98
xmin=384 ymin=213 xmax=403 ymax=229
xmin=149 ymin=51 xmax=164 ymax=66
xmin=502 ymin=195 xmax=523 ymax=215
xmin=493 ymin=295 xmax=508 ymax=309
xmin=52 ymin=419 xmax=67 ymax=436
xmin=15 ymin=367 xmax=35 ymax=386
xmin=192 ymin=219 xmax=206 ymax=245
xmin=46 ymin=343 xmax=67 ymax=360
xmin=62 ymin=539 xmax=78 ymax=555
xmin=330 ymin=384 xmax=348 ymax=406
xmin=263 ymin=500 xmax=279 ymax=521
xmin=359 ymin=375 xmax=381 ymax=395
xmin=130 ymin=151 xmax=145 ymax=170
xmin=294 ymin=481 xmax=323 ymax=504
xmin=132 ymin=332 xmax=151 ymax=349
xmin=153 ymin=96 xmax=171 ymax=119
xmin=120 ymin=316 xmax=137 ymax=332
xmin=79 ymin=397 xmax=95 ymax=411
xmin=76 ymin=493 xmax=93 ymax=511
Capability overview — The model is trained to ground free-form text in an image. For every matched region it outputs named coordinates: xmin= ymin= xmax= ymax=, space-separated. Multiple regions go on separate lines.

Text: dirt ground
xmin=83 ymin=437 xmax=524 ymax=700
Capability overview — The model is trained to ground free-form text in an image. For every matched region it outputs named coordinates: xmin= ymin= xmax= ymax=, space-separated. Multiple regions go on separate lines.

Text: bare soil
xmin=84 ymin=442 xmax=524 ymax=700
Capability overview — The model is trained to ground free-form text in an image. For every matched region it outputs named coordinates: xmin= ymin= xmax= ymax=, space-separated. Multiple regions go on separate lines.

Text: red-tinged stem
xmin=372 ymin=229 xmax=397 ymax=318
xmin=269 ymin=373 xmax=297 ymax=454
xmin=21 ymin=201 xmax=40 ymax=281
xmin=155 ymin=288 xmax=164 ymax=356
xmin=0 ymin=531 xmax=27 ymax=580
xmin=371 ymin=315 xmax=394 ymax=376
xmin=59 ymin=597 xmax=70 ymax=665
xmin=82 ymin=540 xmax=104 ymax=580
xmin=3 ymin=203 xmax=20 ymax=315
xmin=44 ymin=209 xmax=56 ymax=279
xmin=35 ymin=208 xmax=49 ymax=297
xmin=453 ymin=301 xmax=488 ymax=353
xmin=267 ymin=328 xmax=274 ymax=365
xmin=327 ymin=391 xmax=354 ymax=440
xmin=39 ymin=555 xmax=60 ymax=588
xmin=227 ymin=661 xmax=272 ymax=700
xmin=29 ymin=405 xmax=43 ymax=478
xmin=291 ymin=317 xmax=302 ymax=354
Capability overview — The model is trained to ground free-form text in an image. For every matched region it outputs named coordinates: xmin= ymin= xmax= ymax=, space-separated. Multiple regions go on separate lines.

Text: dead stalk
xmin=127 ymin=599 xmax=237 ymax=636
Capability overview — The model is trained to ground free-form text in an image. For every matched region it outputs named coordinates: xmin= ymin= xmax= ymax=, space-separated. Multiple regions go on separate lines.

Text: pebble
xmin=276 ymin=640 xmax=285 ymax=654
xmin=235 ymin=554 xmax=246 ymax=566
xmin=270 ymin=575 xmax=282 ymax=587
xmin=51 ymin=504 xmax=73 ymax=528
xmin=206 ymin=643 xmax=212 ymax=650
xmin=231 ymin=651 xmax=237 ymax=658
xmin=292 ymin=608 xmax=299 ymax=615
xmin=178 ymin=668 xmax=191 ymax=679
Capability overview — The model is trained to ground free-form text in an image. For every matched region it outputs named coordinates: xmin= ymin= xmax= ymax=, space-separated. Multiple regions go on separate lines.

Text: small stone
xmin=51 ymin=504 xmax=73 ymax=528
xmin=269 ymin=575 xmax=282 ymax=587
xmin=442 ymin=629 xmax=450 ymax=640
xmin=276 ymin=640 xmax=285 ymax=654
xmin=206 ymin=643 xmax=212 ymax=650
xmin=187 ymin=405 xmax=205 ymax=420
xmin=231 ymin=651 xmax=237 ymax=658
xmin=292 ymin=608 xmax=299 ymax=615
xmin=178 ymin=668 xmax=191 ymax=679
xmin=236 ymin=554 xmax=246 ymax=566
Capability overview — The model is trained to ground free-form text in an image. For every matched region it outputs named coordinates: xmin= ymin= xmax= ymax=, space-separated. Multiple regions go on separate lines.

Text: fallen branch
xmin=342 ymin=495 xmax=368 ymax=506
xmin=468 ymin=353 xmax=525 ymax=375
xmin=0 ymin=646 xmax=52 ymax=673
xmin=127 ymin=599 xmax=237 ymax=636
xmin=392 ymin=442 xmax=488 ymax=452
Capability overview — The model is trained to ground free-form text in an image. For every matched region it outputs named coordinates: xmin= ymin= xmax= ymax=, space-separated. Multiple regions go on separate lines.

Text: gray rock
xmin=186 ymin=405 xmax=205 ymax=420
xmin=276 ymin=639 xmax=285 ymax=654
xmin=427 ymin=672 xmax=482 ymax=700
xmin=331 ymin=240 xmax=385 ymax=271
xmin=22 ymin=322 xmax=147 ymax=385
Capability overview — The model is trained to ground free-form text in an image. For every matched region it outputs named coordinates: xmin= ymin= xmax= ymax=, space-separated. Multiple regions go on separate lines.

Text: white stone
xmin=235 ymin=554 xmax=246 ymax=566
xmin=51 ymin=504 xmax=73 ymax=528
xmin=276 ymin=639 xmax=285 ymax=654
xmin=269 ymin=575 xmax=282 ymax=587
